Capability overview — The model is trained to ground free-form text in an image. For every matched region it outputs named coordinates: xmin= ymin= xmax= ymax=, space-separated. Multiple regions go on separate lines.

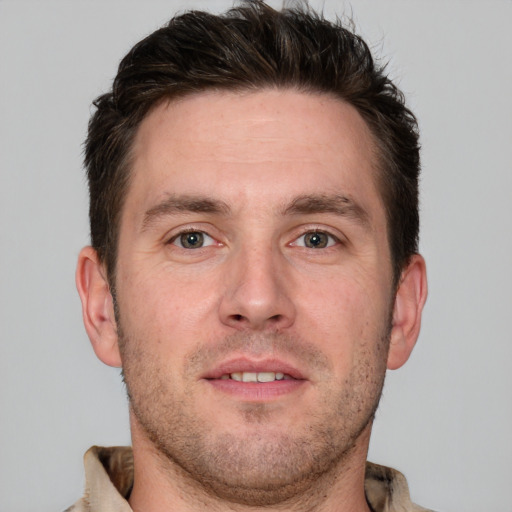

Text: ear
xmin=387 ymin=254 xmax=428 ymax=370
xmin=76 ymin=246 xmax=122 ymax=367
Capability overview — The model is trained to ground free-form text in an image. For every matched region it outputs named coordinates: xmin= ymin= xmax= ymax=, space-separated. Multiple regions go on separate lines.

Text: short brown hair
xmin=85 ymin=0 xmax=420 ymax=286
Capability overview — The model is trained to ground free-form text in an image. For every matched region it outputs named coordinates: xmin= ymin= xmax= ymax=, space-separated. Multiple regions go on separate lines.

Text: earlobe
xmin=76 ymin=246 xmax=122 ymax=368
xmin=387 ymin=254 xmax=428 ymax=370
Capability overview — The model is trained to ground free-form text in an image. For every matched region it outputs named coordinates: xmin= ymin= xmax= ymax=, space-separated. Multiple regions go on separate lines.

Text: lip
xmin=202 ymin=357 xmax=306 ymax=380
xmin=202 ymin=357 xmax=308 ymax=401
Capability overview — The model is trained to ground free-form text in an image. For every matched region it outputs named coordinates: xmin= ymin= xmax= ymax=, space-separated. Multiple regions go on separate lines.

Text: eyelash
xmin=291 ymin=229 xmax=340 ymax=249
xmin=166 ymin=227 xmax=341 ymax=251
xmin=168 ymin=228 xmax=217 ymax=249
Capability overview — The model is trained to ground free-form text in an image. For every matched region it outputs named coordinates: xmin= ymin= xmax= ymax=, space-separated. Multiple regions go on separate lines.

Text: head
xmin=78 ymin=2 xmax=427 ymax=507
xmin=85 ymin=0 xmax=420 ymax=290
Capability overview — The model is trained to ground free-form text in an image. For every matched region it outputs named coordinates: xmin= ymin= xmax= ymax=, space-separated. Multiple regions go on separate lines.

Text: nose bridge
xmin=219 ymin=239 xmax=295 ymax=330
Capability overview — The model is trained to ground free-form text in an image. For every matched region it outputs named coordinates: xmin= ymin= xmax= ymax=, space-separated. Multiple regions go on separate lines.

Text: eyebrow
xmin=282 ymin=194 xmax=370 ymax=228
xmin=141 ymin=192 xmax=370 ymax=231
xmin=141 ymin=194 xmax=231 ymax=231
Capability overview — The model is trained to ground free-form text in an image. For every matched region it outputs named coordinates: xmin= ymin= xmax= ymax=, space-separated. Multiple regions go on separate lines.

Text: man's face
xmin=115 ymin=89 xmax=395 ymax=504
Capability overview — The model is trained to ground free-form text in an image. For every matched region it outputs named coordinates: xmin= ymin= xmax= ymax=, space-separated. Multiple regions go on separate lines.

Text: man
xmin=72 ymin=1 xmax=429 ymax=511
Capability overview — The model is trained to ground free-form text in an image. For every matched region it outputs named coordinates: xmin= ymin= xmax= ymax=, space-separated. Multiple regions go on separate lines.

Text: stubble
xmin=119 ymin=328 xmax=390 ymax=507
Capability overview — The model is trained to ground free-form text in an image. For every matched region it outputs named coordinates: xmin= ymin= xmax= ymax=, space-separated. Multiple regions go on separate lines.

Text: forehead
xmin=127 ymin=89 xmax=383 ymax=218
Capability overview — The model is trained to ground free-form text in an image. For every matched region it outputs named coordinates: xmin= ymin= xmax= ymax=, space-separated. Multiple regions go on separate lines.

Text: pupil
xmin=181 ymin=232 xmax=203 ymax=248
xmin=306 ymin=232 xmax=327 ymax=248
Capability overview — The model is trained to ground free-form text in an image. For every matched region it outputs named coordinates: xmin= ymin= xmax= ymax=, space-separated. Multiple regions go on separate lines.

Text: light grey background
xmin=1 ymin=1 xmax=511 ymax=511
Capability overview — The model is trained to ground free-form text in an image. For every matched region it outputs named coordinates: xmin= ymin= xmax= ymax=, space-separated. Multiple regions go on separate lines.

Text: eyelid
xmin=172 ymin=231 xmax=215 ymax=248
xmin=166 ymin=226 xmax=220 ymax=248
xmin=289 ymin=227 xmax=342 ymax=248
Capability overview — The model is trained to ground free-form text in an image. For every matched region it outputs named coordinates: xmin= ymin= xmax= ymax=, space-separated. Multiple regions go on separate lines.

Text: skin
xmin=77 ymin=89 xmax=427 ymax=512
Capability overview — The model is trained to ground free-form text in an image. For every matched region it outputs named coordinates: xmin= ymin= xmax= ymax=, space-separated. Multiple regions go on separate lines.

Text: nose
xmin=219 ymin=245 xmax=296 ymax=331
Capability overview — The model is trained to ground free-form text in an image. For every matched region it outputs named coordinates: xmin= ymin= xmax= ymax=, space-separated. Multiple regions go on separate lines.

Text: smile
xmin=205 ymin=361 xmax=305 ymax=401
xmin=219 ymin=372 xmax=293 ymax=382
xmin=204 ymin=357 xmax=305 ymax=381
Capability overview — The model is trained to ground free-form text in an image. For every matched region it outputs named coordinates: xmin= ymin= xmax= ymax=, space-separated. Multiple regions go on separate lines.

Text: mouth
xmin=202 ymin=358 xmax=306 ymax=400
xmin=204 ymin=357 xmax=305 ymax=380
xmin=218 ymin=371 xmax=295 ymax=382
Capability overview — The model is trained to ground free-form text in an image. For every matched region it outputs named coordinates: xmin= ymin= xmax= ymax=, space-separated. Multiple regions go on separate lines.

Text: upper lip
xmin=203 ymin=357 xmax=306 ymax=380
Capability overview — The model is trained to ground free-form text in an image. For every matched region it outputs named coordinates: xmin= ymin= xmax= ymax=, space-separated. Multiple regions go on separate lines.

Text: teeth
xmin=257 ymin=372 xmax=276 ymax=383
xmin=242 ymin=372 xmax=258 ymax=382
xmin=221 ymin=372 xmax=289 ymax=382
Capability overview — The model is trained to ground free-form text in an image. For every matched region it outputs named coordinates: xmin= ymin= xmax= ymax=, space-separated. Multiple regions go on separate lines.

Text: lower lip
xmin=206 ymin=378 xmax=305 ymax=400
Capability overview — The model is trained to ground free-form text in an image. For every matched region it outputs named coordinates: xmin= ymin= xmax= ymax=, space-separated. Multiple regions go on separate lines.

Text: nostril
xmin=230 ymin=313 xmax=283 ymax=325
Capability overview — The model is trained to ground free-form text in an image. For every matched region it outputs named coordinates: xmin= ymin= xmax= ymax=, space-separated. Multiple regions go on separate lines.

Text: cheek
xmin=116 ymin=267 xmax=219 ymax=347
xmin=297 ymin=267 xmax=391 ymax=364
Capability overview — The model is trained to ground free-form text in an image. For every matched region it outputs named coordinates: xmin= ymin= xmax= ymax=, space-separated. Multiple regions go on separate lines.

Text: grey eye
xmin=181 ymin=232 xmax=203 ymax=248
xmin=303 ymin=232 xmax=330 ymax=248
xmin=173 ymin=231 xmax=214 ymax=249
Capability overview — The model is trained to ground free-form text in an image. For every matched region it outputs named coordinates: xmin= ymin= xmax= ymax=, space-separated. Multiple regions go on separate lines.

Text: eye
xmin=171 ymin=231 xmax=216 ymax=249
xmin=293 ymin=231 xmax=337 ymax=249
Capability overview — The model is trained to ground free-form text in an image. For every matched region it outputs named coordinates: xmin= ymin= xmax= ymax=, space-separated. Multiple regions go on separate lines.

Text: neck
xmin=128 ymin=415 xmax=373 ymax=512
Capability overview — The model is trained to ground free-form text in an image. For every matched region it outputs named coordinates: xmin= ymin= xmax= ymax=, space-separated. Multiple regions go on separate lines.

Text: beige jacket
xmin=65 ymin=446 xmax=434 ymax=512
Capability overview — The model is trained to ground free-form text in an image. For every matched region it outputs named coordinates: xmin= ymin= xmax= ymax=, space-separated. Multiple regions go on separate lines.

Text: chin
xmin=135 ymin=402 xmax=373 ymax=507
